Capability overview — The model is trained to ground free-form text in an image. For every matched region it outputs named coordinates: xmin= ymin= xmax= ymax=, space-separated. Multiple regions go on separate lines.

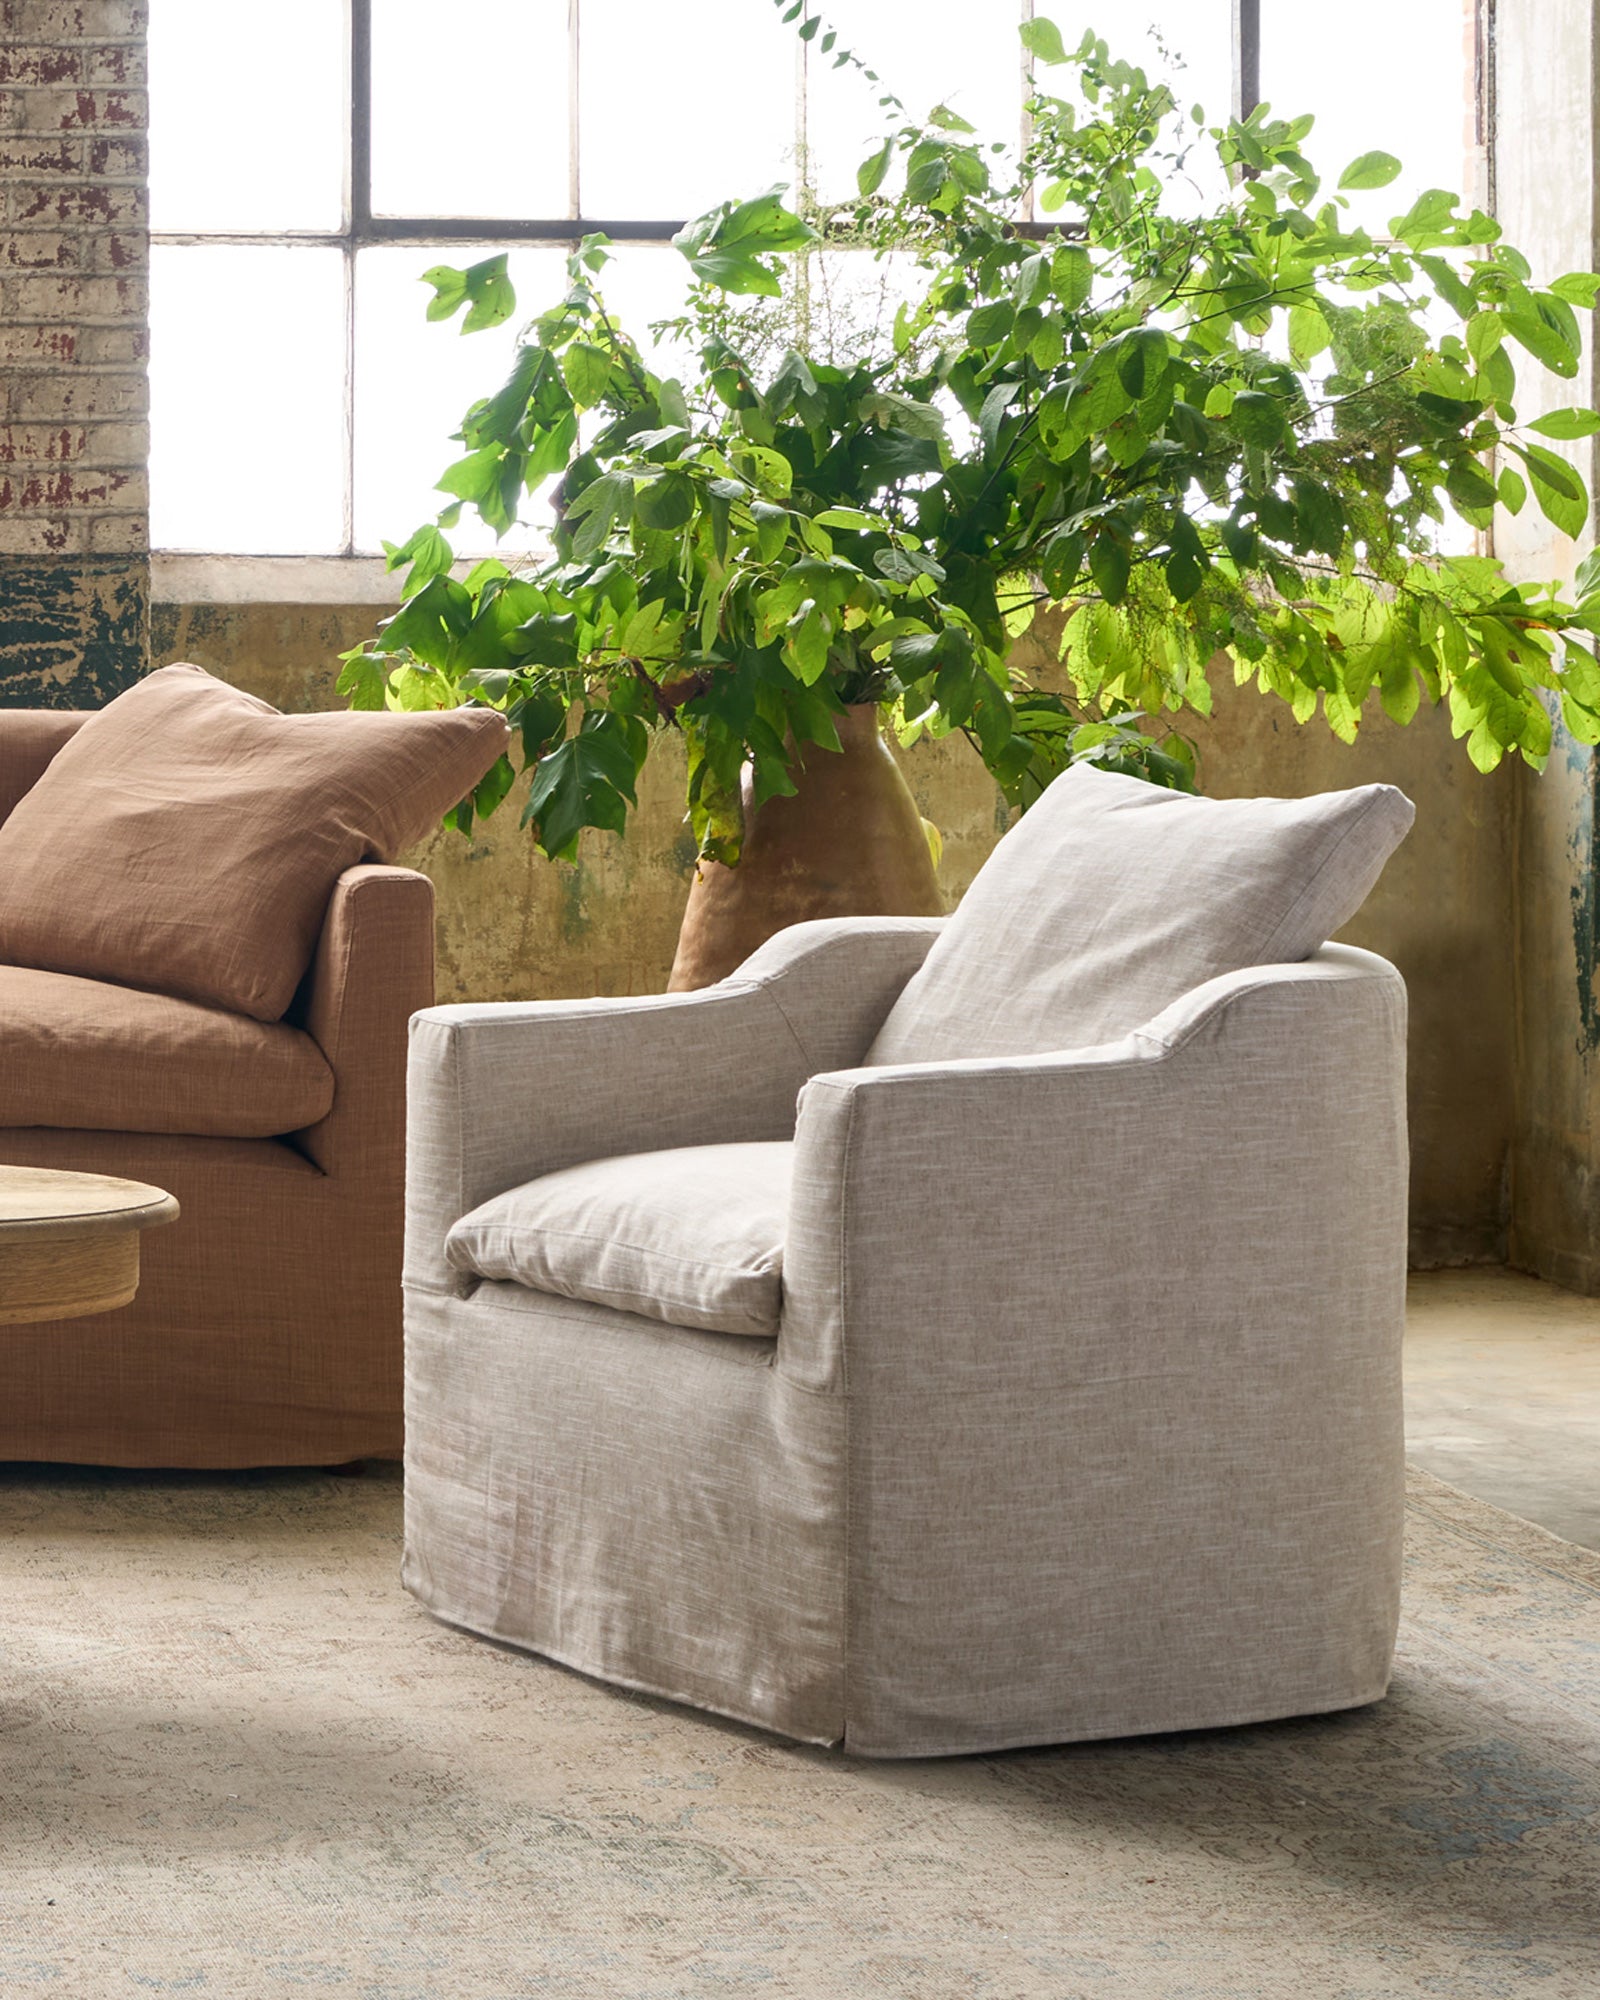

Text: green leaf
xmin=336 ymin=647 xmax=389 ymax=712
xmin=1113 ymin=326 xmax=1168 ymax=400
xmin=1050 ymin=244 xmax=1093 ymax=310
xmin=454 ymin=254 xmax=515 ymax=334
xmin=787 ymin=601 xmax=830 ymax=683
xmin=514 ymin=685 xmax=569 ymax=763
xmin=1549 ymin=271 xmax=1600 ymax=308
xmin=1287 ymin=302 xmax=1330 ymax=366
xmin=1231 ymin=391 xmax=1284 ymax=449
xmin=857 ymin=138 xmax=893 ymax=198
xmin=1088 ymin=532 xmax=1130 ymax=606
xmin=869 ymin=390 xmax=946 ymax=441
xmin=1466 ymin=311 xmax=1504 ymax=364
xmin=633 ymin=471 xmax=695 ymax=532
xmin=1514 ymin=441 xmax=1591 ymax=538
xmin=506 ymin=611 xmax=578 ymax=668
xmin=523 ymin=712 xmax=644 ymax=859
xmin=1014 ymin=251 xmax=1051 ymax=311
xmin=966 ymin=300 xmax=1014 ymax=347
xmin=1292 ymin=476 xmax=1344 ymax=557
xmin=1019 ymin=14 xmax=1070 ymax=64
xmin=751 ymin=498 xmax=789 ymax=563
xmin=685 ymin=249 xmax=781 ymax=296
xmin=738 ymin=441 xmax=794 ymax=498
xmin=979 ymin=380 xmax=1014 ymax=460
xmin=1529 ymin=407 xmax=1600 ymax=441
xmin=383 ymin=523 xmax=454 ymax=594
xmin=561 ymin=341 xmax=613 ymax=407
xmin=1574 ymin=550 xmax=1600 ymax=601
xmin=373 ymin=574 xmax=472 ymax=669
xmin=1338 ymin=151 xmax=1402 ymax=191
xmin=422 ymin=265 xmax=468 ymax=323
xmin=564 ymin=470 xmax=633 ymax=559
xmin=471 ymin=752 xmax=517 ymax=822
xmin=1502 ymin=305 xmax=1580 ymax=380
xmin=1497 ymin=464 xmax=1527 ymax=515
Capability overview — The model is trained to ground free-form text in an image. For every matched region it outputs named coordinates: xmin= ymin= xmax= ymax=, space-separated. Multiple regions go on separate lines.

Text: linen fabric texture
xmin=0 ymin=963 xmax=334 ymax=1137
xmin=0 ymin=708 xmax=434 ymax=1466
xmin=405 ymin=892 xmax=1411 ymax=1756
xmin=447 ymin=1141 xmax=791 ymax=1338
xmin=0 ymin=662 xmax=509 ymax=1021
xmin=868 ymin=762 xmax=1415 ymax=1064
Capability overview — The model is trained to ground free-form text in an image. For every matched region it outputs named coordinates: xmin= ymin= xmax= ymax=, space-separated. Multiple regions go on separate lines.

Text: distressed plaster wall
xmin=1493 ymin=0 xmax=1600 ymax=1289
xmin=0 ymin=0 xmax=150 ymax=707
xmin=151 ymin=598 xmax=1514 ymax=1265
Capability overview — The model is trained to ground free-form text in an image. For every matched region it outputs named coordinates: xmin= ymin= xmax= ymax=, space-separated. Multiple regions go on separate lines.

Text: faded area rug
xmin=2 ymin=1463 xmax=1597 ymax=2000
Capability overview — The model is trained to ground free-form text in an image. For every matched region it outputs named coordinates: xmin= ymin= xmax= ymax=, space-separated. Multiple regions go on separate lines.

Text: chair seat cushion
xmin=868 ymin=763 xmax=1415 ymax=1065
xmin=0 ymin=964 xmax=335 ymax=1138
xmin=446 ymin=1141 xmax=793 ymax=1338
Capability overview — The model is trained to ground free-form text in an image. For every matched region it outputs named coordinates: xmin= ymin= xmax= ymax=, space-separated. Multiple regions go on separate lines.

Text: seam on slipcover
xmin=836 ymin=1079 xmax=859 ymax=1747
xmin=1255 ymin=808 xmax=1383 ymax=966
xmin=455 ymin=1261 xmax=778 ymax=1334
xmin=453 ymin=1219 xmax=781 ymax=1279
xmin=759 ymin=976 xmax=821 ymax=1074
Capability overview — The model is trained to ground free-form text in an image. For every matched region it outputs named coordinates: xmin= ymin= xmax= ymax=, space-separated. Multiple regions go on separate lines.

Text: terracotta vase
xmin=667 ymin=705 xmax=946 ymax=990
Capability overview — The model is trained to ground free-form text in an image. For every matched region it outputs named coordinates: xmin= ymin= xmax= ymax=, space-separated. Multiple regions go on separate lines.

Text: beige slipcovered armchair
xmin=403 ymin=768 xmax=1414 ymax=1757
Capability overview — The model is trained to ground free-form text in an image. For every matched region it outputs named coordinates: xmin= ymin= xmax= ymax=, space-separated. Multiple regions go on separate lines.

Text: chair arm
xmin=290 ymin=864 xmax=436 ymax=1180
xmin=780 ymin=944 xmax=1409 ymax=1396
xmin=404 ymin=914 xmax=946 ymax=1294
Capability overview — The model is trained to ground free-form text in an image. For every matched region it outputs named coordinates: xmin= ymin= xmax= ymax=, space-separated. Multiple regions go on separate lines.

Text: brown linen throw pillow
xmin=0 ymin=663 xmax=510 ymax=1021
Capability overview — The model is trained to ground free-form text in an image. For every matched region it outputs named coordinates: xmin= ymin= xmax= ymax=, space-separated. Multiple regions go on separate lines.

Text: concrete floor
xmin=1406 ymin=1266 xmax=1600 ymax=1550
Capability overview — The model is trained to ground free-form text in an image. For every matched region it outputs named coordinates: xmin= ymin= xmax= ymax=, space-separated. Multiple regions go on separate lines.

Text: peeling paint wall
xmin=0 ymin=0 xmax=150 ymax=706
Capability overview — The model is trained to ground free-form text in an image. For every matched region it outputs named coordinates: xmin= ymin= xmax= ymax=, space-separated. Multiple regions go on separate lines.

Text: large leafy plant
xmin=340 ymin=7 xmax=1600 ymax=862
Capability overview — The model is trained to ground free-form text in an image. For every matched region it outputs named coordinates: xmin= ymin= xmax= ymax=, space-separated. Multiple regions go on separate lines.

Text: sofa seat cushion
xmin=0 ymin=964 xmax=335 ymax=1138
xmin=0 ymin=663 xmax=510 ymax=1022
xmin=446 ymin=1141 xmax=792 ymax=1338
xmin=868 ymin=763 xmax=1415 ymax=1065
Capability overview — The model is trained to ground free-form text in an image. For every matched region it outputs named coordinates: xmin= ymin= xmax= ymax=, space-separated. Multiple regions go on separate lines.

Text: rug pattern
xmin=2 ymin=1463 xmax=1598 ymax=1998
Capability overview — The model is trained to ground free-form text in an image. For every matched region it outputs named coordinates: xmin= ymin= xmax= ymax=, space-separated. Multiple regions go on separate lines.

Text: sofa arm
xmin=291 ymin=864 xmax=436 ymax=1180
xmin=0 ymin=711 xmax=84 ymax=828
xmin=780 ymin=944 xmax=1409 ymax=1397
xmin=404 ymin=913 xmax=946 ymax=1295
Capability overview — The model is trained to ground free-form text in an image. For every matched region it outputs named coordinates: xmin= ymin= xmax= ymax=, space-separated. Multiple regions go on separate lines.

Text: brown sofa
xmin=0 ymin=710 xmax=431 ymax=1467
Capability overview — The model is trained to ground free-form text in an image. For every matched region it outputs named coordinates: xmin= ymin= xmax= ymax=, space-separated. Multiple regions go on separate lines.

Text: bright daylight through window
xmin=148 ymin=0 xmax=1472 ymax=560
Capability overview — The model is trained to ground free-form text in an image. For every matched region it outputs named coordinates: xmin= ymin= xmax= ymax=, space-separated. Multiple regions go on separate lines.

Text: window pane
xmin=148 ymin=0 xmax=345 ymax=232
xmin=805 ymin=4 xmax=1232 ymax=214
xmin=597 ymin=243 xmax=698 ymax=380
xmin=354 ymin=245 xmax=566 ymax=554
xmin=371 ymin=0 xmax=571 ymax=220
xmin=579 ymin=0 xmax=798 ymax=221
xmin=806 ymin=0 xmax=1028 ymax=207
xmin=1263 ymin=0 xmax=1469 ymax=230
xmin=150 ymin=246 xmax=347 ymax=553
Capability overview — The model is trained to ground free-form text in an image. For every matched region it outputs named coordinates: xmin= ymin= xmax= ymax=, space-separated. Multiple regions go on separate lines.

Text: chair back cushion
xmin=867 ymin=764 xmax=1414 ymax=1065
xmin=0 ymin=664 xmax=509 ymax=1021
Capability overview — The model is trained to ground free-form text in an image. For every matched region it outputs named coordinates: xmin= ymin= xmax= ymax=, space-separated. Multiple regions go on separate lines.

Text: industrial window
xmin=148 ymin=0 xmax=1476 ymax=560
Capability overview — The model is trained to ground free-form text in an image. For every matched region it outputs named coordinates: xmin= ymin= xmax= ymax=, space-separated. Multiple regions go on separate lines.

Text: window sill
xmin=151 ymin=555 xmax=408 ymax=606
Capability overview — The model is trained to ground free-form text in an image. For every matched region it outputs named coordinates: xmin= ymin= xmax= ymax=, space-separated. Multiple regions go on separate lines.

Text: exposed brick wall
xmin=0 ymin=0 xmax=147 ymax=704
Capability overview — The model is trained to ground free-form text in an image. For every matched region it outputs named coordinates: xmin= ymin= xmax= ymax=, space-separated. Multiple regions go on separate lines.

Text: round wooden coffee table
xmin=0 ymin=1167 xmax=179 ymax=1324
